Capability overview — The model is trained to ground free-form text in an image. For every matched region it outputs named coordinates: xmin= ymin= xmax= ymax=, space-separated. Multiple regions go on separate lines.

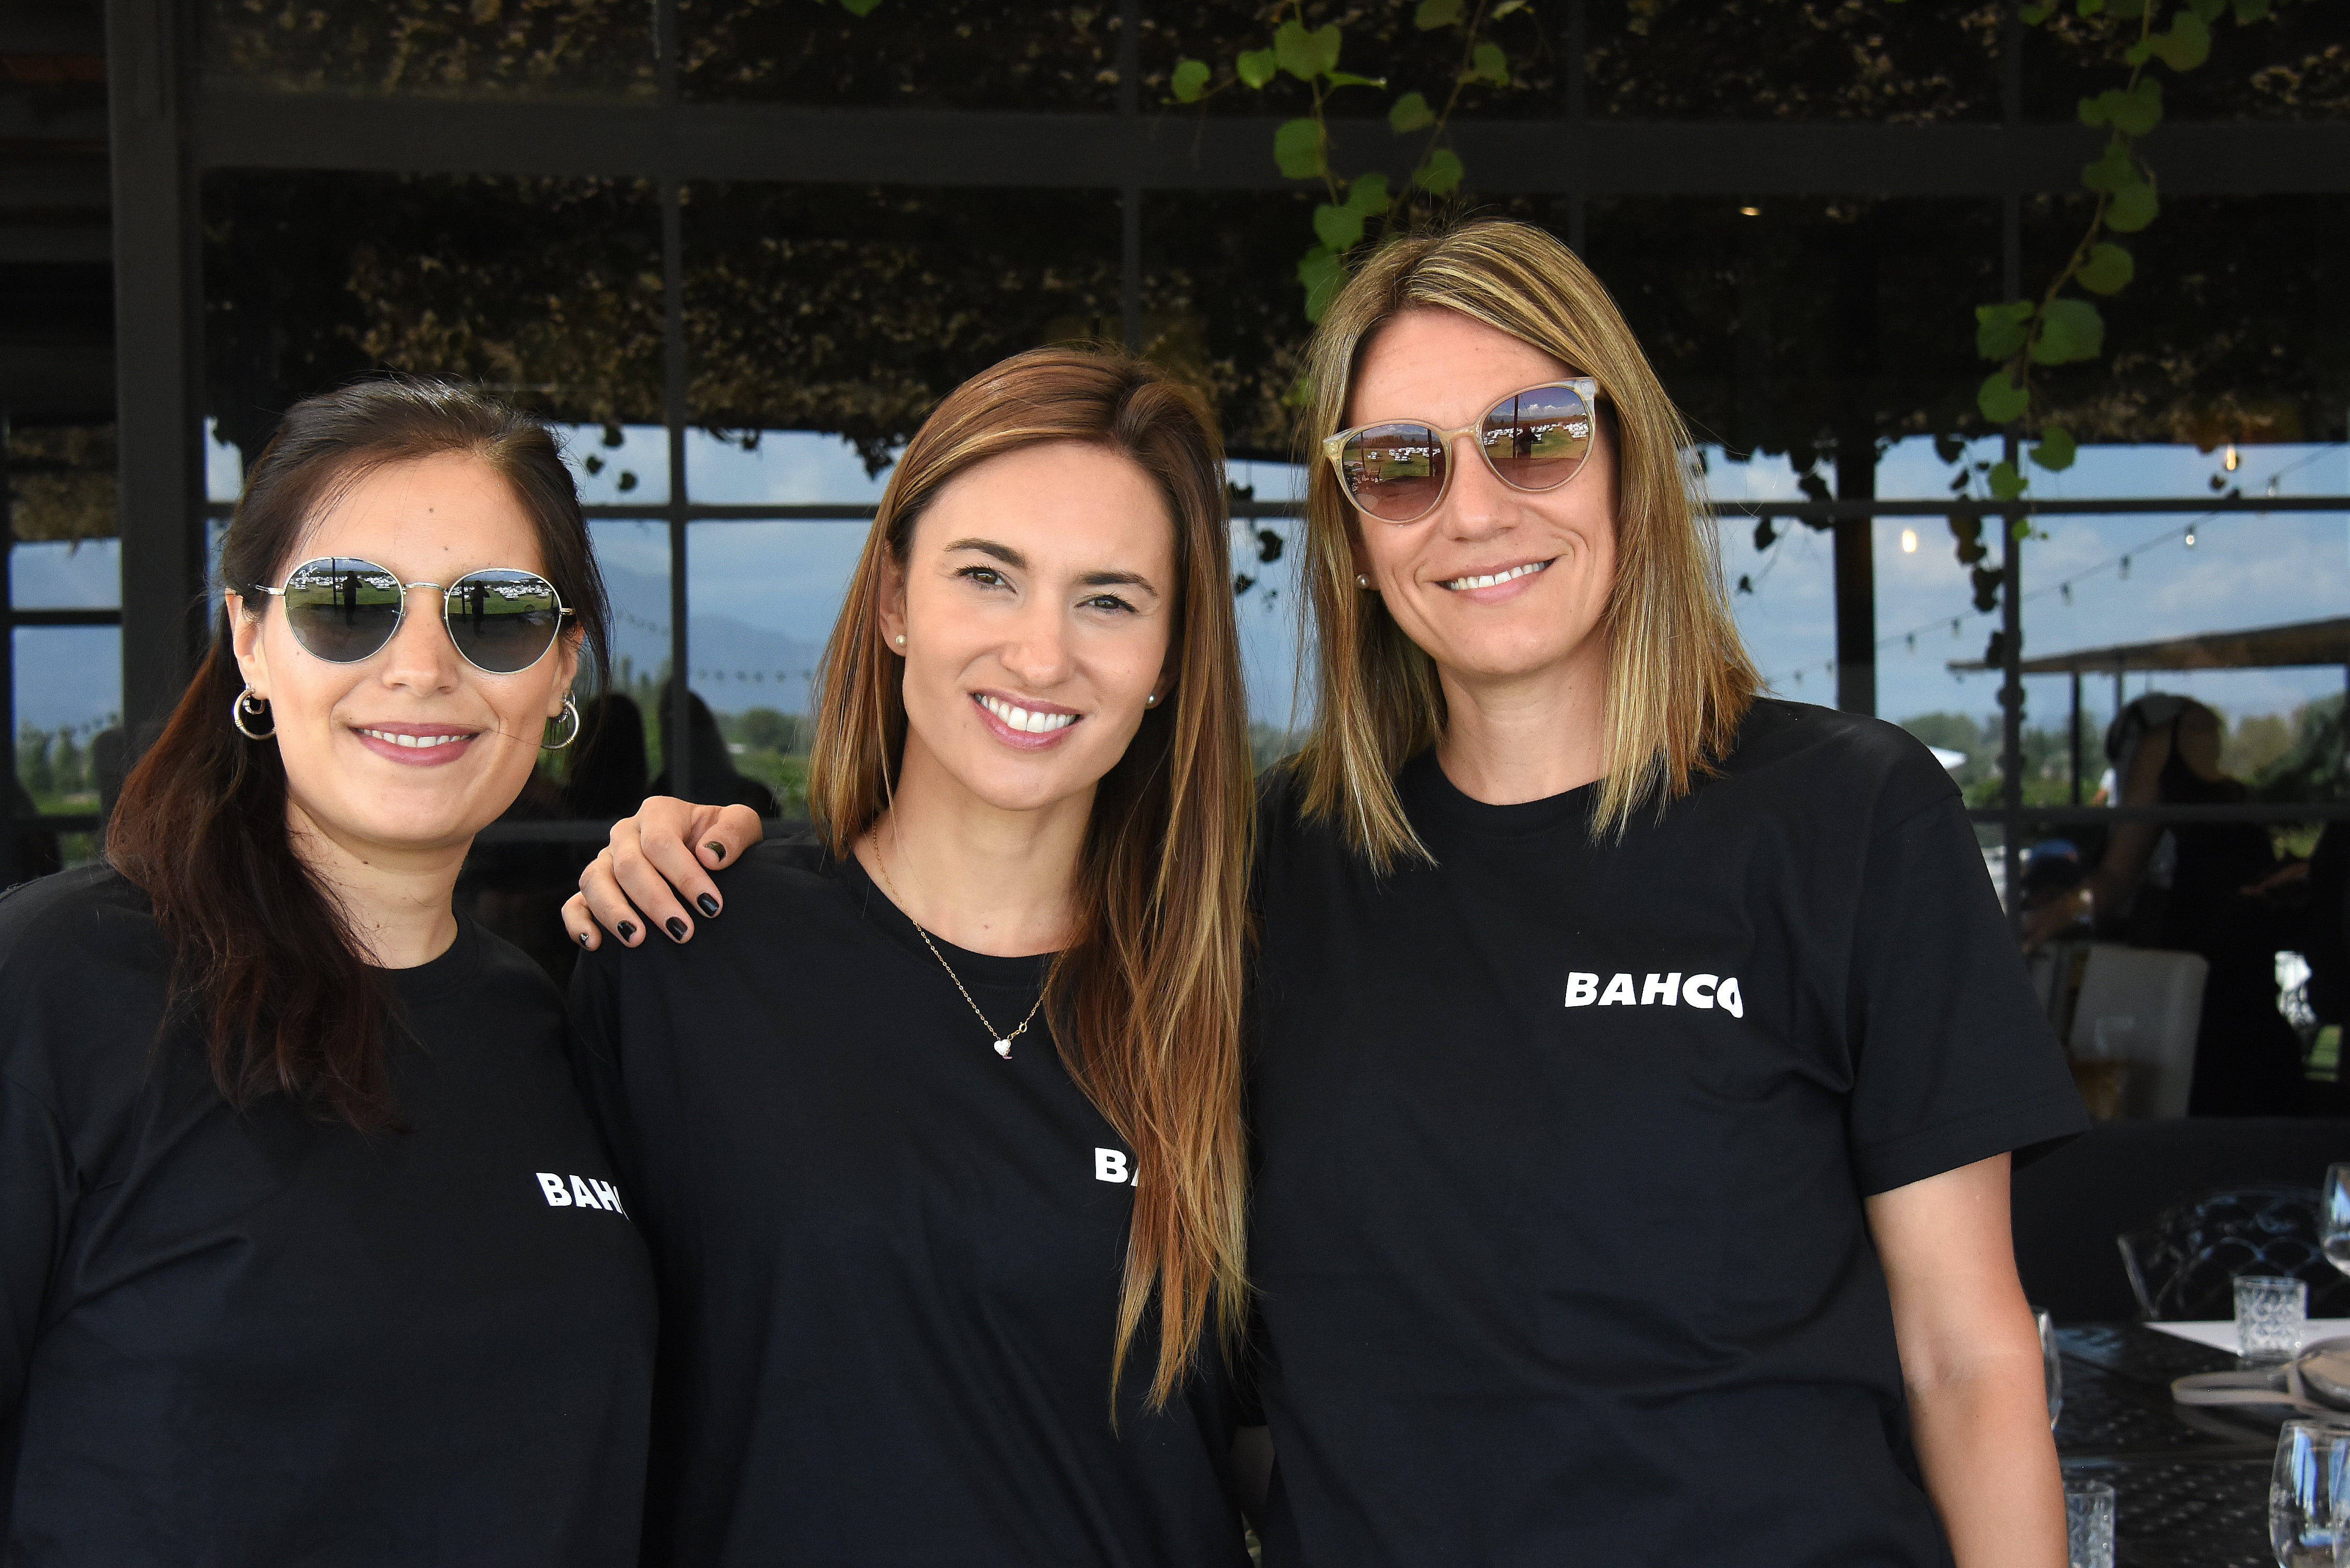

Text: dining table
xmin=2054 ymin=1321 xmax=2340 ymax=1567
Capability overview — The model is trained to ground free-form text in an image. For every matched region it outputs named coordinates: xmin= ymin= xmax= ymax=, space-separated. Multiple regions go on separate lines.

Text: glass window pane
xmin=15 ymin=624 xmax=119 ymax=806
xmin=686 ymin=430 xmax=892 ymax=508
xmin=568 ymin=517 xmax=672 ymax=816
xmin=7 ymin=423 xmax=115 ymax=553
xmin=681 ymin=520 xmax=869 ymax=819
xmin=2025 ymin=6 xmax=2348 ymax=122
xmin=200 ymin=0 xmax=656 ymax=99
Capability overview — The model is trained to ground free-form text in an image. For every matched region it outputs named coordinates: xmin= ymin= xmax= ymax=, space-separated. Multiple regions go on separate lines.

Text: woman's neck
xmin=855 ymin=736 xmax=1090 ymax=958
xmin=285 ymin=800 xmax=466 ymax=970
xmin=1433 ymin=632 xmax=1611 ymax=806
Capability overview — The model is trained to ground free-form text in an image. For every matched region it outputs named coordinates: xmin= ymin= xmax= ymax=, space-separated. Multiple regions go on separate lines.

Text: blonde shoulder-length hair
xmin=1293 ymin=218 xmax=1758 ymax=866
xmin=804 ymin=345 xmax=1253 ymax=1409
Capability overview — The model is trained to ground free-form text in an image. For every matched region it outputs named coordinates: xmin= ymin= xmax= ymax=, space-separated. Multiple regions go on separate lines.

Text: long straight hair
xmin=108 ymin=378 xmax=609 ymax=1131
xmin=1294 ymin=220 xmax=1759 ymax=867
xmin=805 ymin=347 xmax=1253 ymax=1409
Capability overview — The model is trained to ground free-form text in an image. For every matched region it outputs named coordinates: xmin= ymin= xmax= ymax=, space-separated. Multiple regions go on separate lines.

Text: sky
xmin=13 ymin=423 xmax=2343 ymax=742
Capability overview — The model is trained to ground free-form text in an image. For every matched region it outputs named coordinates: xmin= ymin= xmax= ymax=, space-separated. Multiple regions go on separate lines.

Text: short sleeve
xmin=1844 ymin=787 xmax=2090 ymax=1195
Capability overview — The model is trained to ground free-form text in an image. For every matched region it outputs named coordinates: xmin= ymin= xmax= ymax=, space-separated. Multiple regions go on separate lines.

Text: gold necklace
xmin=873 ymin=820 xmax=1046 ymax=1061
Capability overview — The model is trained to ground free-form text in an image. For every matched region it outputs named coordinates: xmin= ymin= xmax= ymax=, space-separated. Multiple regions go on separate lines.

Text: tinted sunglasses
xmin=246 ymin=556 xmax=573 ymax=676
xmin=1323 ymin=377 xmax=1600 ymax=524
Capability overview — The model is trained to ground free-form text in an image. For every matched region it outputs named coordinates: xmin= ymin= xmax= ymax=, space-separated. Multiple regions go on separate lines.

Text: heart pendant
xmin=993 ymin=1039 xmax=1012 ymax=1059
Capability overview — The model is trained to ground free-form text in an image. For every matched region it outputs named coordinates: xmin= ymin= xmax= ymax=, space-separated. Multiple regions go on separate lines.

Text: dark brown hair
xmin=108 ymin=377 xmax=609 ymax=1131
xmin=807 ymin=347 xmax=1253 ymax=1408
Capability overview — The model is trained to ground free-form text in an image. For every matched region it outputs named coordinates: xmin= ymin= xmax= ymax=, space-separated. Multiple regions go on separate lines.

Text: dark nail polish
xmin=577 ymin=931 xmax=591 ymax=949
xmin=696 ymin=893 xmax=721 ymax=918
xmin=665 ymin=917 xmax=689 ymax=942
xmin=706 ymin=841 xmax=727 ymax=862
xmin=617 ymin=920 xmax=637 ymax=941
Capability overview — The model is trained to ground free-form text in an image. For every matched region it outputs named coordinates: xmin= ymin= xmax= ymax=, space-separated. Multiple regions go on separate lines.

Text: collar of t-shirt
xmin=829 ymin=846 xmax=1055 ymax=995
xmin=1397 ymin=748 xmax=1597 ymax=841
xmin=379 ymin=916 xmax=484 ymax=1008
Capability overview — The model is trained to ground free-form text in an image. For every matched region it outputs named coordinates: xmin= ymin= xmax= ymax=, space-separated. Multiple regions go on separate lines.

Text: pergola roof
xmin=1947 ymin=616 xmax=2350 ymax=676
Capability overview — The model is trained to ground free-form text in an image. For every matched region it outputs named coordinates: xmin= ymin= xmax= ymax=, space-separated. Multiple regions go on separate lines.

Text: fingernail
xmin=617 ymin=920 xmax=637 ymax=941
xmin=665 ymin=917 xmax=689 ymax=942
xmin=706 ymin=841 xmax=726 ymax=862
xmin=577 ymin=931 xmax=591 ymax=949
xmin=696 ymin=893 xmax=720 ymax=918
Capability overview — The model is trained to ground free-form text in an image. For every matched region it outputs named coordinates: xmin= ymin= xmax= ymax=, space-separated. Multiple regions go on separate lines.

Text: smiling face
xmin=228 ymin=451 xmax=579 ymax=862
xmin=1345 ymin=307 xmax=1619 ymax=697
xmin=878 ymin=441 xmax=1176 ymax=818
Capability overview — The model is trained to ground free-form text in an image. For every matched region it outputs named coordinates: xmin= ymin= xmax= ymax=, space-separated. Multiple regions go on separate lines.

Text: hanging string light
xmin=2224 ymin=442 xmax=2242 ymax=472
xmin=1900 ymin=528 xmax=1919 ymax=554
xmin=2183 ymin=527 xmax=2197 ymax=547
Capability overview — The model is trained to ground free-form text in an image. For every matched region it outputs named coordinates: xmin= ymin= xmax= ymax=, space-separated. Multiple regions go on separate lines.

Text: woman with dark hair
xmin=559 ymin=347 xmax=1258 ymax=1564
xmin=0 ymin=379 xmax=656 ymax=1564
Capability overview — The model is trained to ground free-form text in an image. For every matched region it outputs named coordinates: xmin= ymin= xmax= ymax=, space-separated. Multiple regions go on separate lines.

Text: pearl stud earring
xmin=1356 ymin=573 xmax=1374 ymax=590
xmin=1145 ymin=693 xmax=1158 ymax=707
xmin=894 ymin=633 xmax=906 ymax=646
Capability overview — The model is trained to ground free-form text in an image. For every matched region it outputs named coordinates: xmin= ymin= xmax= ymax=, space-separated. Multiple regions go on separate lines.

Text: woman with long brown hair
xmin=603 ymin=222 xmax=2088 ymax=1566
xmin=563 ymin=346 xmax=1256 ymax=1563
xmin=0 ymin=378 xmax=655 ymax=1563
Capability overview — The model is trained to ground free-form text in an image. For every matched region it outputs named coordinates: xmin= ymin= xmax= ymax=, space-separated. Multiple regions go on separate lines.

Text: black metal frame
xmin=57 ymin=0 xmax=2350 ymax=881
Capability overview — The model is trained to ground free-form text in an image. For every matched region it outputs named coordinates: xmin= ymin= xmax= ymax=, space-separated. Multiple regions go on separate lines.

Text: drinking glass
xmin=2242 ymin=1276 xmax=2311 ymax=1364
xmin=2036 ymin=1306 xmax=2064 ymax=1429
xmin=2066 ymin=1477 xmax=2115 ymax=1568
xmin=2322 ymin=1165 xmax=2350 ymax=1279
xmin=2271 ymin=1420 xmax=2350 ymax=1567
xmin=2072 ymin=1016 xmax=2135 ymax=1122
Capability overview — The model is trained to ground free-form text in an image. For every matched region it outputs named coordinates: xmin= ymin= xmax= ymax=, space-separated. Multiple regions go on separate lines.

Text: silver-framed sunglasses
xmin=1323 ymin=377 xmax=1600 ymax=525
xmin=245 ymin=556 xmax=574 ymax=676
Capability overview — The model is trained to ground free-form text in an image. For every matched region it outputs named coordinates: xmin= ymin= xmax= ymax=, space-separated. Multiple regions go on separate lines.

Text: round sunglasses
xmin=245 ymin=557 xmax=573 ymax=676
xmin=1322 ymin=377 xmax=1600 ymax=525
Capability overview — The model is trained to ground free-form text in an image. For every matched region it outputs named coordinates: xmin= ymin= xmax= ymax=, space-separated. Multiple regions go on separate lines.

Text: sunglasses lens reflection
xmin=1478 ymin=385 xmax=1592 ymax=491
xmin=445 ymin=569 xmax=563 ymax=674
xmin=280 ymin=557 xmax=405 ymax=663
xmin=1340 ymin=423 xmax=1449 ymax=522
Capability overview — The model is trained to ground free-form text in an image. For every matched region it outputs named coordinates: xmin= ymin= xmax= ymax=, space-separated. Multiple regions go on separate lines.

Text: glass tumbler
xmin=2065 ymin=1477 xmax=2115 ymax=1568
xmin=2271 ymin=1420 xmax=2350 ymax=1568
xmin=2036 ymin=1306 xmax=2064 ymax=1429
xmin=2240 ymin=1276 xmax=2311 ymax=1365
xmin=2322 ymin=1165 xmax=2350 ymax=1280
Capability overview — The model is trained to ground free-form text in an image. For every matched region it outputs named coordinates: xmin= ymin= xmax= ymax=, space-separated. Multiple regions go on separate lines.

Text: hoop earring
xmin=543 ymin=695 xmax=581 ymax=751
xmin=231 ymin=685 xmax=274 ymax=740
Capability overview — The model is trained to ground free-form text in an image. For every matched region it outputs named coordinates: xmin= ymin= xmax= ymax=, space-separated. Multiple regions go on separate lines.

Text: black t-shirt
xmin=1246 ymin=699 xmax=2089 ymax=1567
xmin=0 ymin=866 xmax=656 ymax=1567
xmin=567 ymin=834 xmax=1252 ymax=1567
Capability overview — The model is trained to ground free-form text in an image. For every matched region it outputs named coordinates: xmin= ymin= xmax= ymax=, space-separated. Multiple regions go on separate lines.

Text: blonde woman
xmin=589 ymin=225 xmax=2084 ymax=1565
xmin=563 ymin=349 xmax=1257 ymax=1564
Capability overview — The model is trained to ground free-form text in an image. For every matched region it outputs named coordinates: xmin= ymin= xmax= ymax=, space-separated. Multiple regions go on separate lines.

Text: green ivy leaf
xmin=2081 ymin=132 xmax=2136 ymax=191
xmin=2128 ymin=9 xmax=2211 ymax=70
xmin=2076 ymin=241 xmax=2134 ymax=294
xmin=1345 ymin=170 xmax=1392 ymax=213
xmin=1978 ymin=371 xmax=2031 ymax=424
xmin=1275 ymin=19 xmax=1342 ymax=81
xmin=2020 ymin=2 xmax=2055 ymax=21
xmin=1313 ymin=202 xmax=1367 ymax=252
xmin=2031 ymin=425 xmax=2078 ymax=471
xmin=837 ymin=0 xmax=881 ymax=14
xmin=1299 ymin=245 xmax=1347 ymax=322
xmin=2235 ymin=0 xmax=2272 ymax=21
xmin=2185 ymin=0 xmax=2226 ymax=25
xmin=1490 ymin=0 xmax=1529 ymax=15
xmin=1171 ymin=58 xmax=1211 ymax=103
xmin=1988 ymin=460 xmax=2029 ymax=501
xmin=2105 ymin=175 xmax=2159 ymax=232
xmin=2031 ymin=296 xmax=2105 ymax=365
xmin=2082 ymin=77 xmax=2163 ymax=134
xmin=1236 ymin=48 xmax=1277 ymax=89
xmin=1327 ymin=71 xmax=1387 ymax=90
xmin=1414 ymin=146 xmax=1466 ymax=195
xmin=1468 ymin=43 xmax=1510 ymax=87
xmin=1273 ymin=117 xmax=1328 ymax=180
xmin=2078 ymin=0 xmax=2105 ymax=13
xmin=1388 ymin=90 xmax=1435 ymax=133
xmin=1975 ymin=300 xmax=2034 ymax=361
xmin=1413 ymin=0 xmax=1464 ymax=28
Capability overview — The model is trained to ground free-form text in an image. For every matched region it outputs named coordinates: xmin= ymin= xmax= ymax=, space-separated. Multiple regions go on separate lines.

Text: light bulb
xmin=2224 ymin=443 xmax=2241 ymax=472
xmin=1738 ymin=205 xmax=1761 ymax=217
xmin=2184 ymin=528 xmax=2198 ymax=548
xmin=1899 ymin=528 xmax=1918 ymax=554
